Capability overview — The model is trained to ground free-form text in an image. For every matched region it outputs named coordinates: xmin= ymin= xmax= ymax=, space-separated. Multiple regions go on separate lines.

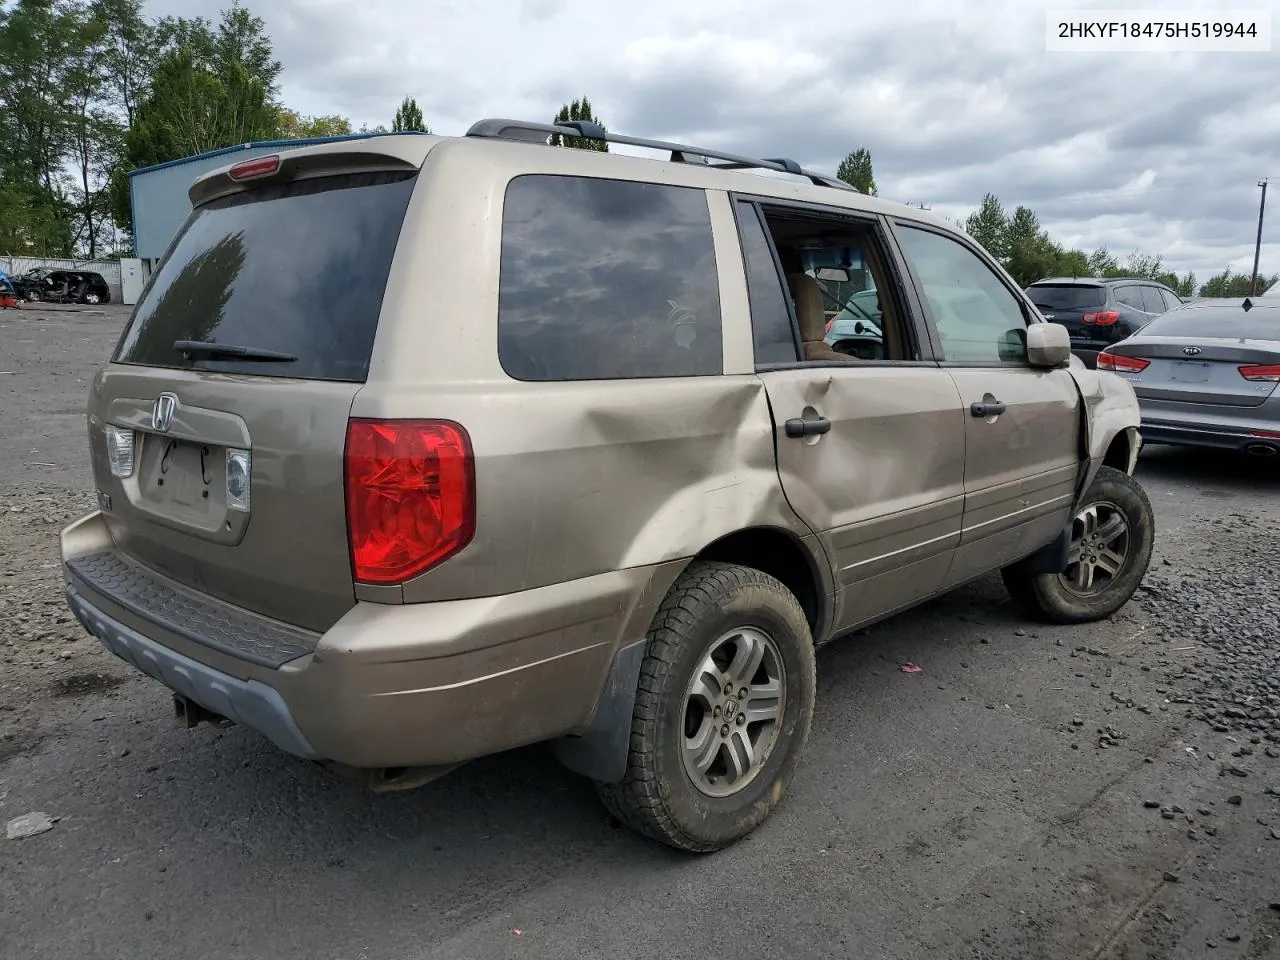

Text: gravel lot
xmin=3 ymin=304 xmax=1280 ymax=959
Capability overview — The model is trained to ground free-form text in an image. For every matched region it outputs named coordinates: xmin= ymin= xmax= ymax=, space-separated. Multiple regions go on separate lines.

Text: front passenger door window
xmin=892 ymin=227 xmax=1028 ymax=363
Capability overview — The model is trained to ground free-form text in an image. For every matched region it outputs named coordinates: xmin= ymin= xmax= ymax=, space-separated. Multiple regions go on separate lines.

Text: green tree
xmin=1087 ymin=247 xmax=1118 ymax=276
xmin=836 ymin=147 xmax=877 ymax=195
xmin=1057 ymin=248 xmax=1091 ymax=277
xmin=212 ymin=0 xmax=280 ymax=97
xmin=549 ymin=97 xmax=607 ymax=150
xmin=391 ymin=96 xmax=427 ymax=133
xmin=91 ymin=0 xmax=160 ymax=127
xmin=64 ymin=9 xmax=122 ymax=256
xmin=0 ymin=182 xmax=72 ymax=255
xmin=1005 ymin=232 xmax=1064 ymax=287
xmin=1199 ymin=268 xmax=1280 ymax=298
xmin=1004 ymin=206 xmax=1041 ymax=248
xmin=110 ymin=4 xmax=284 ymax=232
xmin=1104 ymin=251 xmax=1165 ymax=280
xmin=277 ymin=108 xmax=352 ymax=138
xmin=964 ymin=194 xmax=1007 ymax=260
xmin=0 ymin=0 xmax=87 ymax=254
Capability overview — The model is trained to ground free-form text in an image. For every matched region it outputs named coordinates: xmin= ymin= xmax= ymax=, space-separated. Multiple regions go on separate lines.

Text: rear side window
xmin=1114 ymin=285 xmax=1144 ymax=310
xmin=1140 ymin=305 xmax=1279 ymax=340
xmin=1025 ymin=284 xmax=1105 ymax=309
xmin=498 ymin=175 xmax=722 ymax=381
xmin=1139 ymin=286 xmax=1167 ymax=313
xmin=114 ymin=171 xmax=416 ymax=382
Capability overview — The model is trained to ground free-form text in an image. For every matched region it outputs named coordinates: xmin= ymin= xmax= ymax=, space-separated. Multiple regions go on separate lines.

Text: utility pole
xmin=1251 ymin=178 xmax=1267 ymax=295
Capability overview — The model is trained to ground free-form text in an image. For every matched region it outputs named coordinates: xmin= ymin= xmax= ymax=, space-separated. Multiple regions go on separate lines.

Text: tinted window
xmin=1114 ymin=285 xmax=1144 ymax=310
xmin=896 ymin=225 xmax=1028 ymax=363
xmin=1026 ymin=284 xmax=1105 ymax=310
xmin=736 ymin=202 xmax=798 ymax=365
xmin=115 ymin=171 xmax=416 ymax=382
xmin=1159 ymin=288 xmax=1182 ymax=311
xmin=1140 ymin=304 xmax=1279 ymax=341
xmin=1140 ymin=286 xmax=1167 ymax=314
xmin=498 ymin=175 xmax=722 ymax=381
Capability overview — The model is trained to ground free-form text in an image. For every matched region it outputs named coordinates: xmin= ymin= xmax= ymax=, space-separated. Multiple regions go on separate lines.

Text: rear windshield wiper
xmin=174 ymin=340 xmax=298 ymax=363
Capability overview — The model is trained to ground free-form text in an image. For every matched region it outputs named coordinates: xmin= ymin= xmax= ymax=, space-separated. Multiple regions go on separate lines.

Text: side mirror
xmin=1026 ymin=322 xmax=1072 ymax=368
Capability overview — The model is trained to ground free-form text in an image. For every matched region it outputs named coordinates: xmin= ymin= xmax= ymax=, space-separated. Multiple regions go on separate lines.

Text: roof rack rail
xmin=464 ymin=118 xmax=858 ymax=192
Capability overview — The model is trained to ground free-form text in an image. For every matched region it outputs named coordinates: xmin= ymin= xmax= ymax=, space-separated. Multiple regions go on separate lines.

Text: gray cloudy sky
xmin=151 ymin=0 xmax=1279 ymax=280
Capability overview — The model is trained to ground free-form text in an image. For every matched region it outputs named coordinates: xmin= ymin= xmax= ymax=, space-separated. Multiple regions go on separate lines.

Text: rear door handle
xmin=784 ymin=416 xmax=832 ymax=438
xmin=970 ymin=400 xmax=1006 ymax=418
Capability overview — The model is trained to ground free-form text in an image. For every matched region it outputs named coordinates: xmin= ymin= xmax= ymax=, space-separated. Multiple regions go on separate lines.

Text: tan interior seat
xmin=786 ymin=274 xmax=859 ymax=362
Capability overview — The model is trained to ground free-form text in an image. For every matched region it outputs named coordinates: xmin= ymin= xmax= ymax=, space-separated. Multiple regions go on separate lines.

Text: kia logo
xmin=1182 ymin=346 xmax=1202 ymax=356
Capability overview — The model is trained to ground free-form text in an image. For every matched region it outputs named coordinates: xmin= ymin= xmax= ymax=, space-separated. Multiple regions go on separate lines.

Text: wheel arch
xmin=694 ymin=525 xmax=829 ymax=639
xmin=553 ymin=524 xmax=831 ymax=784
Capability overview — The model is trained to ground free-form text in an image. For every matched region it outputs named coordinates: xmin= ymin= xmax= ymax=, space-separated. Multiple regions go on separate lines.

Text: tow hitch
xmin=173 ymin=694 xmax=233 ymax=729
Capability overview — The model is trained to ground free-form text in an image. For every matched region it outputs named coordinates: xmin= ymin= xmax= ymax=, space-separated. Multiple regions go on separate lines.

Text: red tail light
xmin=1083 ymin=310 xmax=1120 ymax=326
xmin=344 ymin=419 xmax=475 ymax=585
xmin=1238 ymin=364 xmax=1280 ymax=382
xmin=229 ymin=154 xmax=281 ymax=181
xmin=1097 ymin=351 xmax=1149 ymax=373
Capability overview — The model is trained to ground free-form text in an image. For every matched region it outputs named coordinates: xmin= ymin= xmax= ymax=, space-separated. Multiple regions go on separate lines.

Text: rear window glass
xmin=498 ymin=174 xmax=722 ymax=381
xmin=114 ymin=171 xmax=416 ymax=381
xmin=1026 ymin=284 xmax=1105 ymax=309
xmin=1140 ymin=305 xmax=1279 ymax=340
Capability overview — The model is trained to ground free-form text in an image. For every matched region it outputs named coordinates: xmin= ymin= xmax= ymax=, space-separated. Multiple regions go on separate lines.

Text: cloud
xmin=145 ymin=0 xmax=1280 ymax=277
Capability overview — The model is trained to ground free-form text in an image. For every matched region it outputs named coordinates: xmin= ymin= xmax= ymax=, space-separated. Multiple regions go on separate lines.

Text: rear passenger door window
xmin=1139 ymin=286 xmax=1166 ymax=314
xmin=498 ymin=175 xmax=723 ymax=381
xmin=1114 ymin=285 xmax=1144 ymax=311
xmin=735 ymin=201 xmax=799 ymax=364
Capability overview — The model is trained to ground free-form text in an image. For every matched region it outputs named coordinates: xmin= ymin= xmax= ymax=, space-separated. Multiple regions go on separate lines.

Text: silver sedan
xmin=1098 ymin=296 xmax=1280 ymax=459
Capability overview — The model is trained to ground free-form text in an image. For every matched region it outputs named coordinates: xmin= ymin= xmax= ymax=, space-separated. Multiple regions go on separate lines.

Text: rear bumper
xmin=62 ymin=512 xmax=678 ymax=769
xmin=66 ymin=582 xmax=320 ymax=759
xmin=1139 ymin=417 xmax=1280 ymax=454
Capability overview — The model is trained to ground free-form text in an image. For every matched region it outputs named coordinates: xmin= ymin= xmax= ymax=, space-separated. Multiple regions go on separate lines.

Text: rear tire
xmin=1002 ymin=466 xmax=1154 ymax=624
xmin=25 ymin=290 xmax=40 ymax=302
xmin=594 ymin=560 xmax=816 ymax=853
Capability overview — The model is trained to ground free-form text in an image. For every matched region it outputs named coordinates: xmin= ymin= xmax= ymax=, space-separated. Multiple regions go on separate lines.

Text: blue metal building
xmin=128 ymin=133 xmax=409 ymax=263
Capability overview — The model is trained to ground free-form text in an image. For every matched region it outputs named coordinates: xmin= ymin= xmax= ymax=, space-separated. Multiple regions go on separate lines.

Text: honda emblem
xmin=151 ymin=393 xmax=178 ymax=432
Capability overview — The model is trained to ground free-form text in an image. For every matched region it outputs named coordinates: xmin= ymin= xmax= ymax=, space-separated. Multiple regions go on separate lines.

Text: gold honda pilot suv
xmin=61 ymin=119 xmax=1153 ymax=852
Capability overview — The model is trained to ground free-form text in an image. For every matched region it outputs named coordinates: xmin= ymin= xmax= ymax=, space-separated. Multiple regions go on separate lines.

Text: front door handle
xmin=784 ymin=416 xmax=832 ymax=438
xmin=970 ymin=400 xmax=1006 ymax=418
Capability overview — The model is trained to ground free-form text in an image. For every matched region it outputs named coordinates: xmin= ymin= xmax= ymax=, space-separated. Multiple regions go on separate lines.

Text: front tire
xmin=1002 ymin=465 xmax=1154 ymax=624
xmin=595 ymin=561 xmax=816 ymax=853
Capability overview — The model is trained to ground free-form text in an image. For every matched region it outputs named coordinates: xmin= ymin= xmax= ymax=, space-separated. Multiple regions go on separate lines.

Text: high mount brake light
xmin=229 ymin=154 xmax=281 ymax=181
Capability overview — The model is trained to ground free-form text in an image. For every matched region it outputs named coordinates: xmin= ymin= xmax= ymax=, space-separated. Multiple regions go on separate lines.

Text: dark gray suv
xmin=1025 ymin=277 xmax=1183 ymax=368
